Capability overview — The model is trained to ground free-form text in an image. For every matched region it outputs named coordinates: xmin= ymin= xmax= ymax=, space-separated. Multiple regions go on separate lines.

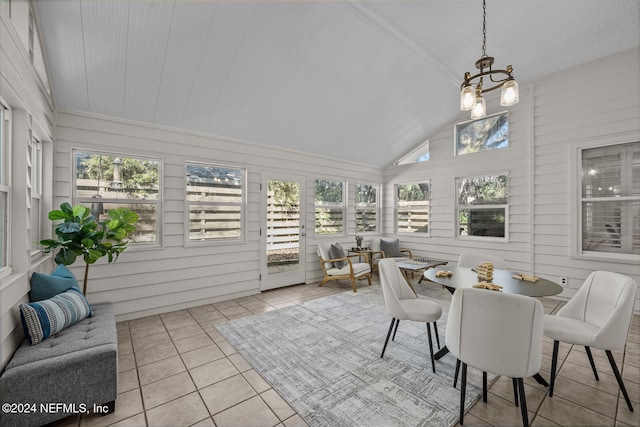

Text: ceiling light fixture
xmin=460 ymin=0 xmax=519 ymax=119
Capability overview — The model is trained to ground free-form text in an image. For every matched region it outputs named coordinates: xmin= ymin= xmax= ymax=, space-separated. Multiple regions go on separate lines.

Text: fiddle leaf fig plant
xmin=39 ymin=202 xmax=139 ymax=294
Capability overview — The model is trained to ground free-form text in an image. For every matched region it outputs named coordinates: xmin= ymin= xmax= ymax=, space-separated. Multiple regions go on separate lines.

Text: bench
xmin=0 ymin=302 xmax=117 ymax=427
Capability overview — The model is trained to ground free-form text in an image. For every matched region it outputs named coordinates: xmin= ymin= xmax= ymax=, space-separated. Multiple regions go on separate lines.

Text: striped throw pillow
xmin=19 ymin=288 xmax=92 ymax=345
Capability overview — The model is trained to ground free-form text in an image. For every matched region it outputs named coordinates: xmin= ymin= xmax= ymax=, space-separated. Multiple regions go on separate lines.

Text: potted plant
xmin=355 ymin=235 xmax=364 ymax=249
xmin=39 ymin=202 xmax=139 ymax=294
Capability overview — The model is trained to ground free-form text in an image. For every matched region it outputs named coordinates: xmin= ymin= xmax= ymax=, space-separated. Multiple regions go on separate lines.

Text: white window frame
xmin=314 ymin=177 xmax=346 ymax=237
xmin=571 ymin=140 xmax=640 ymax=263
xmin=395 ymin=181 xmax=430 ymax=235
xmin=394 ymin=140 xmax=430 ymax=166
xmin=455 ymin=173 xmax=509 ymax=242
xmin=72 ymin=148 xmax=162 ymax=248
xmin=27 ymin=126 xmax=42 ymax=255
xmin=184 ymin=161 xmax=246 ymax=245
xmin=0 ymin=102 xmax=12 ymax=279
xmin=356 ymin=182 xmax=380 ymax=234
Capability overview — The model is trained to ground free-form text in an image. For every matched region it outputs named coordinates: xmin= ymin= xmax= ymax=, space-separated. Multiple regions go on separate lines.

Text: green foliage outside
xmin=81 ymin=155 xmax=159 ymax=198
xmin=398 ymin=183 xmax=429 ymax=201
xmin=268 ymin=180 xmax=299 ymax=211
xmin=39 ymin=202 xmax=139 ymax=293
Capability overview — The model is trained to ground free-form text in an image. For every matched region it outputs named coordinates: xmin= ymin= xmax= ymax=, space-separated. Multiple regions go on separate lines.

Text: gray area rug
xmin=216 ymin=285 xmax=489 ymax=427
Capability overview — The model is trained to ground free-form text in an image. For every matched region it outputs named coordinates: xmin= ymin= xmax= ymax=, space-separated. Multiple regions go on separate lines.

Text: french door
xmin=260 ymin=173 xmax=306 ymax=291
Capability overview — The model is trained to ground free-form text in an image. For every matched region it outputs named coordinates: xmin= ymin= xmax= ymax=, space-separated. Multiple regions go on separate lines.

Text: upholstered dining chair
xmin=446 ymin=288 xmax=544 ymax=426
xmin=543 ymin=271 xmax=637 ymax=412
xmin=378 ymin=258 xmax=442 ymax=373
xmin=317 ymin=242 xmax=372 ymax=292
xmin=457 ymin=253 xmax=505 ymax=269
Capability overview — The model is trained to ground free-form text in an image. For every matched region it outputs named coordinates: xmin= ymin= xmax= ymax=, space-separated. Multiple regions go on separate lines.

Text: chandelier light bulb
xmin=500 ymin=79 xmax=519 ymax=106
xmin=470 ymin=96 xmax=486 ymax=119
xmin=460 ymin=85 xmax=477 ymax=111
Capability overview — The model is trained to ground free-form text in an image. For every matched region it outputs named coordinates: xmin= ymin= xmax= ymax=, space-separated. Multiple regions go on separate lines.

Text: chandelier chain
xmin=481 ymin=0 xmax=487 ymax=58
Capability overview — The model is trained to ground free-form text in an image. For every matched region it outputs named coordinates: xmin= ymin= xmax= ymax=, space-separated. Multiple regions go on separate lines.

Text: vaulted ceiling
xmin=34 ymin=0 xmax=639 ymax=167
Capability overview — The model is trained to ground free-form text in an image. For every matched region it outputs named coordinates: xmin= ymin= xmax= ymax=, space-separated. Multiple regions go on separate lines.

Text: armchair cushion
xmin=326 ymin=262 xmax=370 ymax=277
xmin=380 ymin=239 xmax=401 ymax=257
xmin=329 ymin=243 xmax=347 ymax=268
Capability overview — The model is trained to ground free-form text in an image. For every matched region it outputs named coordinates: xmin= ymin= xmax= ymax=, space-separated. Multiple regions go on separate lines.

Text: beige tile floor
xmin=51 ymin=276 xmax=639 ymax=427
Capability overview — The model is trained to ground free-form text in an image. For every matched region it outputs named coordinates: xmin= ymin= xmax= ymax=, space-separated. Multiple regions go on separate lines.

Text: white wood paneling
xmin=54 ymin=110 xmax=383 ymax=320
xmin=0 ymin=7 xmax=55 ymax=369
xmin=532 ymin=48 xmax=640 ymax=301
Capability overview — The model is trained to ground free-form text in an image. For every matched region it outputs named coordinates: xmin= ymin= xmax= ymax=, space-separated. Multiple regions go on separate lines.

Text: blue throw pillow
xmin=19 ymin=288 xmax=92 ymax=345
xmin=29 ymin=264 xmax=81 ymax=302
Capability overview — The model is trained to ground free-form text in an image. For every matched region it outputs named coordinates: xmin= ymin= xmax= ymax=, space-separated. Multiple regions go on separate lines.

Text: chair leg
xmin=482 ymin=371 xmax=487 ymax=403
xmin=605 ymin=350 xmax=634 ymax=412
xmin=426 ymin=323 xmax=436 ymax=373
xmin=381 ymin=318 xmax=396 ymax=358
xmin=454 ymin=359 xmax=461 ymax=388
xmin=367 ymin=273 xmax=372 ymax=286
xmin=350 ymin=277 xmax=357 ymax=292
xmin=392 ymin=320 xmax=400 ymax=341
xmin=517 ymin=378 xmax=529 ymax=427
xmin=512 ymin=378 xmax=519 ymax=407
xmin=549 ymin=340 xmax=559 ymax=397
xmin=585 ymin=346 xmax=599 ymax=381
xmin=433 ymin=322 xmax=440 ymax=349
xmin=460 ymin=362 xmax=467 ymax=425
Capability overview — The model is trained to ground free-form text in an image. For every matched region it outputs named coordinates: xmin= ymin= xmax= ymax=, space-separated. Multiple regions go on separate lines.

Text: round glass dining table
xmin=423 ymin=266 xmax=563 ymax=298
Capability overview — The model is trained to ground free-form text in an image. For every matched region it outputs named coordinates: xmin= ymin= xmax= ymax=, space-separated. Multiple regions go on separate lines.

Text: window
xmin=395 ymin=140 xmax=430 ymax=165
xmin=74 ymin=150 xmax=160 ymax=244
xmin=456 ymin=174 xmax=509 ymax=239
xmin=186 ymin=163 xmax=244 ymax=242
xmin=356 ymin=183 xmax=379 ymax=233
xmin=315 ymin=178 xmax=345 ymax=235
xmin=0 ymin=105 xmax=10 ymax=273
xmin=27 ymin=129 xmax=42 ymax=253
xmin=455 ymin=112 xmax=508 ymax=156
xmin=396 ymin=182 xmax=429 ymax=234
xmin=580 ymin=142 xmax=639 ymax=256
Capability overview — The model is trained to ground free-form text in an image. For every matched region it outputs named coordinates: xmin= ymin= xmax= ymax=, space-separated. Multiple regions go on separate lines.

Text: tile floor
xmin=52 ymin=276 xmax=639 ymax=427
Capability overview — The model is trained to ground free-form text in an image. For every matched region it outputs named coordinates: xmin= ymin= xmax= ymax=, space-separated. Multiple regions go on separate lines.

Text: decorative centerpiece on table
xmin=355 ymin=235 xmax=364 ymax=249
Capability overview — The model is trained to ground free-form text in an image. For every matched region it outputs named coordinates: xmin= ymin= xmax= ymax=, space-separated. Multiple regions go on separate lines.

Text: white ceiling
xmin=34 ymin=0 xmax=639 ymax=168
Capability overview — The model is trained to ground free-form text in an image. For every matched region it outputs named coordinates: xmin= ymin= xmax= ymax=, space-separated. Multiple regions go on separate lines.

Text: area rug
xmin=216 ymin=285 xmax=489 ymax=427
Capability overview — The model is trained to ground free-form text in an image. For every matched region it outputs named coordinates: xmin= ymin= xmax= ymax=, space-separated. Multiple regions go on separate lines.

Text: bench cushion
xmin=1 ymin=302 xmax=117 ymax=427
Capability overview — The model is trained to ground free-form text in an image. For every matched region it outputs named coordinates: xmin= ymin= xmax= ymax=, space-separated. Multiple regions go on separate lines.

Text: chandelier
xmin=460 ymin=0 xmax=519 ymax=119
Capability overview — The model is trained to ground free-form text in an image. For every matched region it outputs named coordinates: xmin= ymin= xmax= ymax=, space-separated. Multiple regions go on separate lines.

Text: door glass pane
xmin=267 ymin=180 xmax=300 ymax=274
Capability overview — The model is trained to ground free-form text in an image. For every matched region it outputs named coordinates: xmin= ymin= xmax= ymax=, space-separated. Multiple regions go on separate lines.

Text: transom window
xmin=580 ymin=142 xmax=639 ymax=256
xmin=356 ymin=183 xmax=379 ymax=233
xmin=456 ymin=174 xmax=509 ymax=239
xmin=74 ymin=150 xmax=160 ymax=244
xmin=396 ymin=182 xmax=430 ymax=234
xmin=186 ymin=163 xmax=244 ymax=242
xmin=315 ymin=178 xmax=345 ymax=235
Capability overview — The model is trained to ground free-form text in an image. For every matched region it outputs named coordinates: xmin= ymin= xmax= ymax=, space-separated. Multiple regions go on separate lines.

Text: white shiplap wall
xmin=531 ymin=47 xmax=640 ymax=298
xmin=0 ymin=6 xmax=55 ymax=368
xmin=383 ymin=47 xmax=640 ymax=308
xmin=53 ymin=111 xmax=384 ymax=321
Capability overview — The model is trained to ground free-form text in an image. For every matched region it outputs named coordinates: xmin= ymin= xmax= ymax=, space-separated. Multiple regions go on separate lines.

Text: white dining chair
xmin=457 ymin=253 xmax=505 ymax=269
xmin=446 ymin=287 xmax=544 ymax=426
xmin=543 ymin=271 xmax=637 ymax=412
xmin=379 ymin=258 xmax=442 ymax=373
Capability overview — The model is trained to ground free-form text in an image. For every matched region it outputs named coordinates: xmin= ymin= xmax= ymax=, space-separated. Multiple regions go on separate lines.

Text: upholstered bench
xmin=0 ymin=302 xmax=117 ymax=427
